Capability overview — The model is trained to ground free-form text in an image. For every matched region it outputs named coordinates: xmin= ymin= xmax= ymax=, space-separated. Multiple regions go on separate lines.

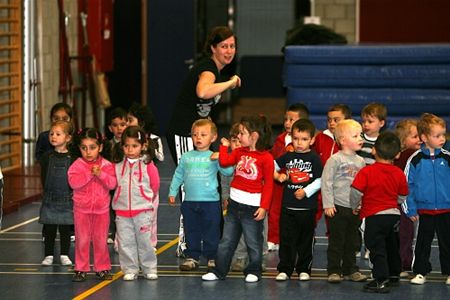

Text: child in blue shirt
xmin=169 ymin=119 xmax=233 ymax=271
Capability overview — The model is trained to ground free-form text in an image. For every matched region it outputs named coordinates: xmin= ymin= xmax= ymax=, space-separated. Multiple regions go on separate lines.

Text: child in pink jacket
xmin=68 ymin=128 xmax=117 ymax=282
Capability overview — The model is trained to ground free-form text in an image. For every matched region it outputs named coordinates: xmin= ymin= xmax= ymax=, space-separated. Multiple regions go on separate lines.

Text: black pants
xmin=364 ymin=214 xmax=401 ymax=281
xmin=413 ymin=212 xmax=450 ymax=276
xmin=43 ymin=224 xmax=71 ymax=256
xmin=327 ymin=205 xmax=361 ymax=275
xmin=277 ymin=208 xmax=315 ymax=276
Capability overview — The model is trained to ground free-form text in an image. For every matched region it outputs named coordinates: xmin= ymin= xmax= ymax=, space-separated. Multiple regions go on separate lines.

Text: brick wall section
xmin=315 ymin=0 xmax=356 ymax=43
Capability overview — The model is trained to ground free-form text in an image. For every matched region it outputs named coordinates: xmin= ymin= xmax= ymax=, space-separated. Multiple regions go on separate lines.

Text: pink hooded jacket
xmin=68 ymin=156 xmax=117 ymax=214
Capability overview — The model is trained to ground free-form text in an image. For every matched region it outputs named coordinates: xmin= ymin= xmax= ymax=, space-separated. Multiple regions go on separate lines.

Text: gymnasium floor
xmin=0 ymin=139 xmax=449 ymax=300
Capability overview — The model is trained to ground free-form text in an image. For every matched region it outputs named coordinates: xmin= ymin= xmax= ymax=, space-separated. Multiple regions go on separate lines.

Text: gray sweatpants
xmin=116 ymin=210 xmax=157 ymax=275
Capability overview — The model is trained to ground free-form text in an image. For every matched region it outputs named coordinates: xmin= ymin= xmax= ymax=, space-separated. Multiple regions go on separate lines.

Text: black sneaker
xmin=388 ymin=276 xmax=400 ymax=287
xmin=72 ymin=271 xmax=86 ymax=282
xmin=363 ymin=279 xmax=390 ymax=293
xmin=96 ymin=270 xmax=113 ymax=280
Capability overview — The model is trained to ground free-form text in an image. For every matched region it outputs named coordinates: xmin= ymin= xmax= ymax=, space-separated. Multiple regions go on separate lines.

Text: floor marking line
xmin=72 ymin=237 xmax=179 ymax=300
xmin=0 ymin=217 xmax=39 ymax=233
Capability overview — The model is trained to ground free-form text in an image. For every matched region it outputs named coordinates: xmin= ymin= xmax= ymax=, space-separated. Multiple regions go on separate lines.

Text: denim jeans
xmin=213 ymin=200 xmax=264 ymax=279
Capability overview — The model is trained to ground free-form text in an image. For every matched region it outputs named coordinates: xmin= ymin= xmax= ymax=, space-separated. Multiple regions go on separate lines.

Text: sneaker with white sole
xmin=202 ymin=272 xmax=219 ymax=281
xmin=123 ymin=273 xmax=138 ymax=281
xmin=144 ymin=273 xmax=158 ymax=280
xmin=207 ymin=259 xmax=215 ymax=268
xmin=299 ymin=272 xmax=310 ymax=281
xmin=276 ymin=272 xmax=289 ymax=281
xmin=60 ymin=255 xmax=72 ymax=266
xmin=231 ymin=258 xmax=247 ymax=272
xmin=41 ymin=256 xmax=54 ymax=266
xmin=410 ymin=274 xmax=426 ymax=285
xmin=245 ymin=274 xmax=259 ymax=283
xmin=179 ymin=258 xmax=199 ymax=271
xmin=344 ymin=271 xmax=368 ymax=282
xmin=446 ymin=276 xmax=450 ymax=285
xmin=399 ymin=271 xmax=409 ymax=278
xmin=328 ymin=273 xmax=343 ymax=283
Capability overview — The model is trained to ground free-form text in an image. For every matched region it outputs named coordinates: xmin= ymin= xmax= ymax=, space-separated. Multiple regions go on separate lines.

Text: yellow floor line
xmin=72 ymin=237 xmax=179 ymax=300
xmin=0 ymin=217 xmax=39 ymax=233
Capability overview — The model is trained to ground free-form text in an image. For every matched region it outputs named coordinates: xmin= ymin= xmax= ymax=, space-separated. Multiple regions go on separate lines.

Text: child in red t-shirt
xmin=351 ymin=131 xmax=408 ymax=293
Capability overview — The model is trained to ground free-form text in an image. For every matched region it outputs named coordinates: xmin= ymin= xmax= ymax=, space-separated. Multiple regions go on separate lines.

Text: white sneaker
xmin=410 ymin=274 xmax=426 ymax=285
xmin=202 ymin=272 xmax=219 ymax=281
xmin=144 ymin=273 xmax=158 ymax=280
xmin=267 ymin=242 xmax=279 ymax=251
xmin=446 ymin=276 xmax=450 ymax=285
xmin=245 ymin=274 xmax=259 ymax=283
xmin=60 ymin=255 xmax=72 ymax=266
xmin=41 ymin=256 xmax=54 ymax=266
xmin=299 ymin=272 xmax=310 ymax=281
xmin=123 ymin=273 xmax=138 ymax=281
xmin=276 ymin=272 xmax=288 ymax=281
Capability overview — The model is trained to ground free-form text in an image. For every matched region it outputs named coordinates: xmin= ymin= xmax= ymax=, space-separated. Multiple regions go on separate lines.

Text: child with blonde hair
xmin=394 ymin=119 xmax=421 ymax=277
xmin=322 ymin=119 xmax=367 ymax=283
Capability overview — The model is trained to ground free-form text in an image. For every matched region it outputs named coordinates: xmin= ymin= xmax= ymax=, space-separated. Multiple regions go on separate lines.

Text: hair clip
xmin=137 ymin=131 xmax=141 ymax=140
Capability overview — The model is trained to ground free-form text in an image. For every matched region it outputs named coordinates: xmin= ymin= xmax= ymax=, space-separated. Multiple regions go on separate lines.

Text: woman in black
xmin=166 ymin=26 xmax=241 ymax=166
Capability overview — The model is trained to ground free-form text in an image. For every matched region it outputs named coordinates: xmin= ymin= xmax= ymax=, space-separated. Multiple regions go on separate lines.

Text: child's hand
xmin=210 ymin=152 xmax=219 ymax=160
xmin=352 ymin=208 xmax=360 ymax=215
xmin=278 ymin=173 xmax=288 ymax=183
xmin=253 ymin=207 xmax=266 ymax=221
xmin=294 ymin=189 xmax=306 ymax=200
xmin=91 ymin=165 xmax=101 ymax=176
xmin=168 ymin=196 xmax=176 ymax=206
xmin=221 ymin=137 xmax=230 ymax=147
xmin=324 ymin=207 xmax=336 ymax=218
xmin=222 ymin=198 xmax=229 ymax=210
xmin=410 ymin=215 xmax=419 ymax=222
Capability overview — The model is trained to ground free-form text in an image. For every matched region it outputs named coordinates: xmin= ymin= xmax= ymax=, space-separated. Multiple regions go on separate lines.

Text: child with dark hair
xmin=127 ymin=103 xmax=163 ymax=162
xmin=36 ymin=102 xmax=73 ymax=162
xmin=113 ymin=126 xmax=160 ymax=280
xmin=351 ymin=131 xmax=408 ymax=293
xmin=274 ymin=119 xmax=322 ymax=281
xmin=202 ymin=115 xmax=274 ymax=283
xmin=102 ymin=107 xmax=128 ymax=163
xmin=268 ymin=102 xmax=309 ymax=251
xmin=68 ymin=128 xmax=117 ymax=282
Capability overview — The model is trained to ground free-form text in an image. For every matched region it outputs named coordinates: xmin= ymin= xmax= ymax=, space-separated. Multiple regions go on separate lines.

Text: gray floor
xmin=1 ymin=138 xmax=449 ymax=299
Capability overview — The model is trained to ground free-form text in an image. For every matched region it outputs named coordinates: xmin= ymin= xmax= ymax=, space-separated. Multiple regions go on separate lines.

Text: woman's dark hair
xmin=203 ymin=26 xmax=235 ymax=56
xmin=113 ymin=126 xmax=156 ymax=164
xmin=128 ymin=103 xmax=158 ymax=135
xmin=50 ymin=102 xmax=73 ymax=120
xmin=240 ymin=115 xmax=272 ymax=151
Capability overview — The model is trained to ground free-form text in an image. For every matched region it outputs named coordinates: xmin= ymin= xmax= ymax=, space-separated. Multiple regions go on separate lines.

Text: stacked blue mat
xmin=283 ymin=44 xmax=450 ymax=129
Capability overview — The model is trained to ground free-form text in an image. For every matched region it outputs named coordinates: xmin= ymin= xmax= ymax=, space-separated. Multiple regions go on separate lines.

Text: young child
xmin=357 ymin=102 xmax=387 ymax=165
xmin=68 ymin=128 xmax=117 ymax=282
xmin=112 ymin=126 xmax=160 ymax=280
xmin=394 ymin=119 xmax=421 ymax=277
xmin=403 ymin=113 xmax=450 ymax=286
xmin=356 ymin=102 xmax=387 ymax=259
xmin=39 ymin=121 xmax=76 ymax=266
xmin=274 ymin=119 xmax=322 ymax=281
xmin=321 ymin=119 xmax=367 ymax=283
xmin=127 ymin=103 xmax=163 ymax=250
xmin=169 ymin=119 xmax=233 ymax=271
xmin=350 ymin=131 xmax=409 ymax=293
xmin=36 ymin=102 xmax=73 ymax=162
xmin=312 ymin=104 xmax=352 ymax=233
xmin=202 ymin=115 xmax=274 ymax=283
xmin=102 ymin=107 xmax=128 ymax=246
xmin=268 ymin=103 xmax=309 ymax=251
xmin=127 ymin=102 xmax=164 ymax=162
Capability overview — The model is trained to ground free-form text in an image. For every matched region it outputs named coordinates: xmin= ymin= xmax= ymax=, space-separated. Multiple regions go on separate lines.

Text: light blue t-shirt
xmin=169 ymin=150 xmax=233 ymax=202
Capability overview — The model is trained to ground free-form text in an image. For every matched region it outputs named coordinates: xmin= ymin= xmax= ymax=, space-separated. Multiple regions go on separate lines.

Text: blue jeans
xmin=213 ymin=200 xmax=264 ymax=279
xmin=181 ymin=201 xmax=221 ymax=260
